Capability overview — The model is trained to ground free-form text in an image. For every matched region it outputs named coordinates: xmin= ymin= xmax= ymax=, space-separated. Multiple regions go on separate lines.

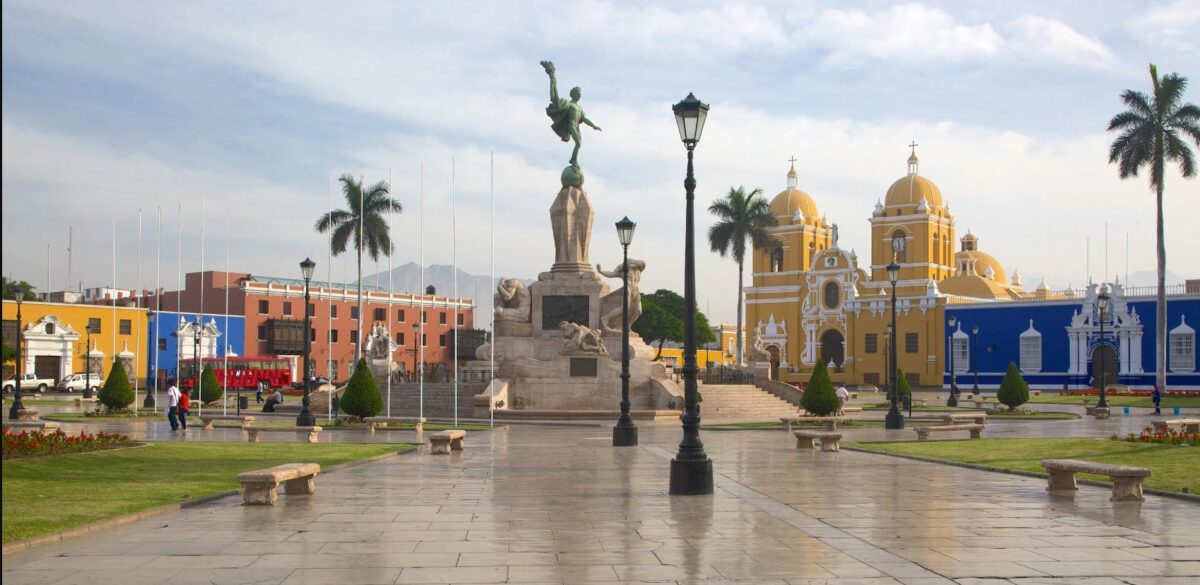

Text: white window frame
xmin=1171 ymin=332 xmax=1195 ymax=373
xmin=1019 ymin=320 xmax=1042 ymax=373
xmin=951 ymin=337 xmax=969 ymax=373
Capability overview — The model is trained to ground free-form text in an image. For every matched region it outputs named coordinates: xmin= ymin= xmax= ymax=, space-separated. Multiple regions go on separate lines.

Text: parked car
xmin=58 ymin=373 xmax=101 ymax=394
xmin=2 ymin=373 xmax=55 ymax=394
xmin=291 ymin=377 xmax=331 ymax=390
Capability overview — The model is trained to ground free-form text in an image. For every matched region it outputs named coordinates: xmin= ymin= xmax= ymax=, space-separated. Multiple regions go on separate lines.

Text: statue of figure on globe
xmin=541 ymin=60 xmax=601 ymax=169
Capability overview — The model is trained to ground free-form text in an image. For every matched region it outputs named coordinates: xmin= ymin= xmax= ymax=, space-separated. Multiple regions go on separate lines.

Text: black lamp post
xmin=193 ymin=324 xmax=201 ymax=406
xmin=947 ymin=315 xmax=958 ymax=407
xmin=8 ymin=292 xmax=26 ymax=420
xmin=1096 ymin=288 xmax=1111 ymax=408
xmin=297 ymin=257 xmax=317 ymax=427
xmin=669 ymin=92 xmax=713 ymax=495
xmin=971 ymin=325 xmax=980 ymax=393
xmin=884 ymin=259 xmax=904 ymax=429
xmin=83 ymin=324 xmax=96 ymax=399
xmin=613 ymin=216 xmax=638 ymax=447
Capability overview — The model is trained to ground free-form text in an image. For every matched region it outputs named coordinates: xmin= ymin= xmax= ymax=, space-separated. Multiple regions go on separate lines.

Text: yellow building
xmin=2 ymin=300 xmax=149 ymax=385
xmin=745 ymin=149 xmax=1026 ymax=388
xmin=656 ymin=323 xmax=739 ymax=368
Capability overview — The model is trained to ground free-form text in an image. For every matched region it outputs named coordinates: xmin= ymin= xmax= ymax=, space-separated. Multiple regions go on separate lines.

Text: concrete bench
xmin=363 ymin=416 xmax=426 ymax=434
xmin=73 ymin=397 xmax=98 ymax=406
xmin=14 ymin=408 xmax=40 ymax=422
xmin=1091 ymin=407 xmax=1111 ymax=419
xmin=237 ymin=463 xmax=320 ymax=505
xmin=1041 ymin=459 xmax=1150 ymax=502
xmin=243 ymin=425 xmax=322 ymax=443
xmin=199 ymin=415 xmax=256 ymax=430
xmin=780 ymin=416 xmax=843 ymax=432
xmin=940 ymin=413 xmax=988 ymax=425
xmin=841 ymin=406 xmax=863 ymax=413
xmin=914 ymin=423 xmax=985 ymax=440
xmin=793 ymin=430 xmax=842 ymax=452
xmin=430 ymin=429 xmax=466 ymax=454
xmin=2 ymin=420 xmax=60 ymax=431
xmin=1152 ymin=419 xmax=1200 ymax=433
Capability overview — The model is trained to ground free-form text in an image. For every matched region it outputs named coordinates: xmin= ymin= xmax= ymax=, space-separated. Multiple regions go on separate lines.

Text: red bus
xmin=179 ymin=357 xmax=292 ymax=392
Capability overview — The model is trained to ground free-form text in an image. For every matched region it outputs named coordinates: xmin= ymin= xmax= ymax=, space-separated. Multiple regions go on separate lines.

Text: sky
xmin=2 ymin=0 xmax=1199 ymax=326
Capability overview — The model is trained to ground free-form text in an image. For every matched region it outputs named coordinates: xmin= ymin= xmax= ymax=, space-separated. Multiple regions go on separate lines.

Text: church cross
xmin=908 ymin=140 xmax=918 ymax=155
xmin=788 ymin=156 xmax=798 ymax=166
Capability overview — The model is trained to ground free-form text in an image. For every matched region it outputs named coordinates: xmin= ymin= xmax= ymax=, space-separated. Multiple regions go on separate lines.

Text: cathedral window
xmin=1019 ymin=320 xmax=1042 ymax=373
xmin=952 ymin=336 xmax=969 ymax=372
xmin=1170 ymin=317 xmax=1195 ymax=373
xmin=770 ymin=247 xmax=784 ymax=272
xmin=905 ymin=332 xmax=918 ymax=353
xmin=823 ymin=282 xmax=840 ymax=309
xmin=865 ymin=334 xmax=878 ymax=354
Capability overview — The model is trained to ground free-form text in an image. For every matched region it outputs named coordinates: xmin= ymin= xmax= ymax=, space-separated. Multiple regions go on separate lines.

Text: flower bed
xmin=1069 ymin=388 xmax=1196 ymax=397
xmin=2 ymin=429 xmax=135 ymax=460
xmin=1117 ymin=426 xmax=1200 ymax=447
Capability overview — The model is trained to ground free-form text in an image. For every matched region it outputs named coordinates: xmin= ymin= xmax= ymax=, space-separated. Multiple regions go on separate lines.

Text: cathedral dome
xmin=959 ymin=250 xmax=1007 ymax=283
xmin=884 ymin=174 xmax=943 ymax=208
xmin=770 ymin=162 xmax=820 ymax=222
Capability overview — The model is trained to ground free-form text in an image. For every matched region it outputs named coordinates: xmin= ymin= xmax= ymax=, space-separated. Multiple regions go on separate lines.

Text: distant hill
xmin=363 ymin=262 xmax=532 ymax=328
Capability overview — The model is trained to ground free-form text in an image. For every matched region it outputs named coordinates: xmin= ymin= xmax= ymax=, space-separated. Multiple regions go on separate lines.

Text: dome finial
xmin=907 ymin=140 xmax=919 ymax=175
xmin=786 ymin=156 xmax=798 ymax=189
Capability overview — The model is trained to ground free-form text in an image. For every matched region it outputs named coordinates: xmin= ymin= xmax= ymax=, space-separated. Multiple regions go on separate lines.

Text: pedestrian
xmin=166 ymin=377 xmax=181 ymax=431
xmin=255 ymin=381 xmax=264 ymax=404
xmin=263 ymin=388 xmax=283 ymax=413
xmin=1152 ymin=385 xmax=1162 ymax=415
xmin=178 ymin=387 xmax=191 ymax=431
xmin=835 ymin=384 xmax=850 ymax=416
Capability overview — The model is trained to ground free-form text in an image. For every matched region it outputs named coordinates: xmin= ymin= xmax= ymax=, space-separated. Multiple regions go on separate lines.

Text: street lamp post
xmin=83 ymin=324 xmax=95 ymax=399
xmin=971 ymin=325 xmax=980 ymax=393
xmin=1096 ymin=288 xmax=1111 ymax=409
xmin=947 ymin=315 xmax=958 ymax=407
xmin=8 ymin=292 xmax=26 ymax=420
xmin=613 ymin=216 xmax=638 ymax=447
xmin=669 ymin=92 xmax=713 ymax=495
xmin=297 ymin=257 xmax=317 ymax=427
xmin=193 ymin=325 xmax=201 ymax=405
xmin=884 ymin=259 xmax=904 ymax=429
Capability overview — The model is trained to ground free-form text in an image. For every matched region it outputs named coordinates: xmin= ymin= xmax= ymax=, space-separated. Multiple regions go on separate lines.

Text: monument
xmin=471 ymin=61 xmax=681 ymax=416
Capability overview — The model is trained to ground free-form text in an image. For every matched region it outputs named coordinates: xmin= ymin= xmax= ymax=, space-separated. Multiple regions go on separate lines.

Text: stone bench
xmin=73 ymin=397 xmax=98 ymax=406
xmin=237 ymin=463 xmax=320 ymax=505
xmin=1041 ymin=459 xmax=1150 ymax=502
xmin=14 ymin=408 xmax=40 ymax=422
xmin=199 ymin=415 xmax=256 ymax=430
xmin=940 ymin=413 xmax=988 ymax=425
xmin=793 ymin=430 xmax=842 ymax=452
xmin=243 ymin=425 xmax=322 ymax=443
xmin=914 ymin=423 xmax=985 ymax=440
xmin=1091 ymin=407 xmax=1111 ymax=419
xmin=780 ymin=416 xmax=843 ymax=432
xmin=430 ymin=429 xmax=466 ymax=454
xmin=841 ymin=406 xmax=863 ymax=413
xmin=363 ymin=416 xmax=426 ymax=434
xmin=2 ymin=420 xmax=60 ymax=431
xmin=1152 ymin=419 xmax=1200 ymax=434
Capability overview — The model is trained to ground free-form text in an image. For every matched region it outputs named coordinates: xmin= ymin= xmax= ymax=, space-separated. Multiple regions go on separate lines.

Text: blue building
xmin=146 ymin=311 xmax=245 ymax=388
xmin=945 ymin=282 xmax=1200 ymax=391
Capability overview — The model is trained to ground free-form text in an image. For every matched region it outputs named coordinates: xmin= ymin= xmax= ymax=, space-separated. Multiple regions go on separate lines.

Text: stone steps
xmin=698 ymin=384 xmax=802 ymax=420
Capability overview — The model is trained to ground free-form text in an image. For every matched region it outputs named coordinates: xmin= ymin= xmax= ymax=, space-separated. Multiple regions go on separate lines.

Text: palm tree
xmin=1107 ymin=64 xmax=1200 ymax=393
xmin=708 ymin=186 xmax=776 ymax=365
xmin=316 ymin=174 xmax=402 ymax=361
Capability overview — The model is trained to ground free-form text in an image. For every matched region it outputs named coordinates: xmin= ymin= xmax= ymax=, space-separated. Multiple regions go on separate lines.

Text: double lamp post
xmin=612 ymin=216 xmax=639 ymax=447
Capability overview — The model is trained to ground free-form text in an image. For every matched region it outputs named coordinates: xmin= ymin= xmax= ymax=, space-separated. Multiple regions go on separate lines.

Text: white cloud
xmin=1006 ymin=15 xmax=1115 ymax=68
xmin=542 ymin=1 xmax=789 ymax=54
xmin=792 ymin=3 xmax=1004 ymax=65
xmin=1128 ymin=0 xmax=1200 ymax=53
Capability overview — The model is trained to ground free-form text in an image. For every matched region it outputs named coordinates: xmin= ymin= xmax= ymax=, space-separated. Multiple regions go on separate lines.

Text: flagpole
xmin=198 ymin=197 xmax=205 ymax=419
xmin=154 ymin=206 xmax=161 ymax=412
xmin=111 ymin=217 xmax=117 ymax=380
xmin=419 ymin=164 xmax=425 ymax=420
xmin=224 ymin=193 xmax=230 ymax=416
xmin=135 ymin=209 xmax=142 ymax=413
xmin=357 ymin=174 xmax=364 ymax=363
xmin=489 ymin=151 xmax=496 ymax=428
xmin=386 ymin=167 xmax=393 ymax=418
xmin=452 ymin=156 xmax=458 ymax=427
xmin=327 ymin=175 xmax=333 ymax=422
xmin=177 ymin=203 xmax=182 ymax=385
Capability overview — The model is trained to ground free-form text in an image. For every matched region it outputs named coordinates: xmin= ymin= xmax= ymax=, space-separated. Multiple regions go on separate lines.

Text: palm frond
xmin=708 ymin=222 xmax=735 ymax=257
xmin=1119 ymin=89 xmax=1154 ymax=118
xmin=330 ymin=222 xmax=355 ymax=256
xmin=1107 ymin=111 xmax=1149 ymax=132
xmin=1164 ymin=131 xmax=1197 ymax=178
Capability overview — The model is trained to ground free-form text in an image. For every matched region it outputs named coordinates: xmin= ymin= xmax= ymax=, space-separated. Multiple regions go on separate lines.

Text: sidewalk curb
xmin=843 ymin=446 xmax=1200 ymax=504
xmin=1 ymin=445 xmax=417 ymax=555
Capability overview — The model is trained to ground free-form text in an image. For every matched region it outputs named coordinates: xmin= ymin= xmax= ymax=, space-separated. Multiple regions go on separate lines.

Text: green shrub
xmin=199 ymin=363 xmax=224 ymax=404
xmin=800 ymin=361 xmax=840 ymax=416
xmin=997 ymin=362 xmax=1030 ymax=410
xmin=98 ymin=358 xmax=134 ymax=411
xmin=339 ymin=358 xmax=382 ymax=419
xmin=893 ymin=369 xmax=913 ymax=405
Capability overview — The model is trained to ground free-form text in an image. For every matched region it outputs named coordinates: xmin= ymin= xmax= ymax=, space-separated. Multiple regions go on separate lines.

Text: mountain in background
xmin=363 ymin=262 xmax=532 ymax=328
xmin=1002 ymin=267 xmax=1187 ymax=291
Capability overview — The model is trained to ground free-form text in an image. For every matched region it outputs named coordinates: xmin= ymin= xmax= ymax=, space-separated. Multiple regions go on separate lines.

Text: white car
xmin=58 ymin=373 xmax=101 ymax=394
xmin=2 ymin=373 xmax=54 ymax=394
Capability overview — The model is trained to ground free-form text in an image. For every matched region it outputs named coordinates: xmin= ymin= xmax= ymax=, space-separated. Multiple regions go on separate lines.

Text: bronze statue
xmin=541 ymin=60 xmax=601 ymax=169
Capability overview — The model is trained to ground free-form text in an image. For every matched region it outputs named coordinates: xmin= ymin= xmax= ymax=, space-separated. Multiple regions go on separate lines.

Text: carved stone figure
xmin=750 ymin=331 xmax=771 ymax=362
xmin=559 ymin=320 xmax=608 ymax=355
xmin=494 ymin=278 xmax=532 ymax=322
xmin=596 ymin=259 xmax=646 ymax=335
xmin=365 ymin=323 xmax=396 ymax=360
xmin=541 ymin=60 xmax=601 ymax=173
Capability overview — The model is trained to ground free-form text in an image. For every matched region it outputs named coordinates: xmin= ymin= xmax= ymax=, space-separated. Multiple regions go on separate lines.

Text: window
xmin=823 ymin=282 xmax=840 ymax=309
xmin=329 ymin=330 xmax=339 ymax=343
xmin=351 ymin=307 xmax=359 ymax=320
xmin=329 ymin=361 xmax=339 ymax=380
xmin=952 ymin=337 xmax=969 ymax=373
xmin=421 ymin=333 xmax=427 ymax=347
xmin=311 ymin=328 xmax=317 ymax=342
xmin=397 ymin=309 xmax=406 ymax=322
xmin=457 ymin=313 xmax=464 ymax=326
xmin=308 ymin=303 xmax=316 ymax=317
xmin=283 ymin=302 xmax=293 ymax=316
xmin=158 ymin=339 xmax=167 ymax=351
xmin=727 ymin=338 xmax=735 ymax=353
xmin=396 ymin=332 xmax=405 ymax=346
xmin=258 ymin=300 xmax=269 ymax=314
xmin=119 ymin=320 xmax=132 ymax=335
xmin=865 ymin=334 xmax=878 ymax=354
xmin=422 ymin=311 xmax=428 ymax=324
xmin=330 ymin=305 xmax=338 ymax=318
xmin=46 ymin=323 xmax=56 ymax=334
xmin=439 ymin=334 xmax=447 ymax=347
xmin=257 ymin=326 xmax=267 ymax=341
xmin=905 ymin=332 xmax=918 ymax=354
xmin=1019 ymin=320 xmax=1042 ymax=373
xmin=87 ymin=318 xmax=101 ymax=334
xmin=373 ymin=308 xmax=386 ymax=321
xmin=439 ymin=312 xmax=447 ymax=325
xmin=770 ymin=248 xmax=784 ymax=272
xmin=1170 ymin=319 xmax=1195 ymax=373
xmin=350 ymin=330 xmax=358 ymax=344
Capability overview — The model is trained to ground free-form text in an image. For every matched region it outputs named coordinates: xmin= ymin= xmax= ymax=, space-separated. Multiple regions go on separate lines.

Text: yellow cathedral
xmin=745 ymin=148 xmax=1026 ymax=388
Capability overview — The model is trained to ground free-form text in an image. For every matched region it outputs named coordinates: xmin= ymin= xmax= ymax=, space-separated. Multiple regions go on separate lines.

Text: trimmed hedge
xmin=801 ymin=361 xmax=840 ymax=416
xmin=199 ymin=363 xmax=224 ymax=404
xmin=340 ymin=358 xmax=382 ymax=419
xmin=98 ymin=358 xmax=134 ymax=411
xmin=997 ymin=362 xmax=1031 ymax=410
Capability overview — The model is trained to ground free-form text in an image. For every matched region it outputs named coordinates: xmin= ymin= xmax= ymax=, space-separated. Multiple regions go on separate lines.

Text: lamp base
xmin=143 ymin=394 xmax=156 ymax=408
xmin=669 ymin=457 xmax=713 ymax=495
xmin=946 ymin=394 xmax=958 ymax=407
xmin=884 ymin=411 xmax=906 ymax=430
xmin=612 ymin=425 xmax=638 ymax=447
xmin=296 ymin=413 xmax=317 ymax=427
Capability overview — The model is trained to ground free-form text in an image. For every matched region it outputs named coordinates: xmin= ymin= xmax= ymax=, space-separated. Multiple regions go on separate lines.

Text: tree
xmin=199 ymin=363 xmax=224 ymax=404
xmin=315 ymin=174 xmax=402 ymax=361
xmin=800 ymin=360 xmax=839 ymax=416
xmin=707 ymin=186 xmax=776 ymax=365
xmin=1 ymin=277 xmax=37 ymax=301
xmin=340 ymin=357 xmax=382 ymax=419
xmin=1107 ymin=64 xmax=1200 ymax=393
xmin=894 ymin=369 xmax=912 ymax=404
xmin=997 ymin=362 xmax=1031 ymax=410
xmin=631 ymin=289 xmax=716 ymax=360
xmin=98 ymin=357 xmax=134 ymax=412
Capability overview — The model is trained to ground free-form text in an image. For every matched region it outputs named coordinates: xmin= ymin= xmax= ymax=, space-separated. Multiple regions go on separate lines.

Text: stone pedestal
xmin=549 ymin=186 xmax=594 ymax=273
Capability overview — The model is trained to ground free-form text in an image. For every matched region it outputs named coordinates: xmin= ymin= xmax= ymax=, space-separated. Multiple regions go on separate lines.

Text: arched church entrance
xmin=819 ymin=329 xmax=845 ymax=369
xmin=767 ymin=345 xmax=780 ymax=380
xmin=1090 ymin=344 xmax=1118 ymax=389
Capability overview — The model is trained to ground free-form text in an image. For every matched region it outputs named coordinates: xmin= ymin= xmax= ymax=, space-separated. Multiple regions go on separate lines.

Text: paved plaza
xmin=4 ymin=419 xmax=1199 ymax=585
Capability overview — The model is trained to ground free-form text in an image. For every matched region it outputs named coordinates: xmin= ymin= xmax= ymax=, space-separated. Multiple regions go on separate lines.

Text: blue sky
xmin=2 ymin=1 xmax=1198 ymax=324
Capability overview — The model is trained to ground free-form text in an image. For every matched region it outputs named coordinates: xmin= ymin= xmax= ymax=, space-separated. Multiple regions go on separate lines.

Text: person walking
xmin=835 ymin=384 xmax=850 ymax=416
xmin=1152 ymin=385 xmax=1162 ymax=415
xmin=255 ymin=381 xmax=265 ymax=404
xmin=166 ymin=378 xmax=181 ymax=431
xmin=178 ymin=387 xmax=191 ymax=431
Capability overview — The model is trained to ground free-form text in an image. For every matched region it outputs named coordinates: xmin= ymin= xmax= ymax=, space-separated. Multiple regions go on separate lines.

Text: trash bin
xmin=238 ymin=395 xmax=249 ymax=410
xmin=332 ymin=396 xmax=341 ymax=414
xmin=1174 ymin=406 xmax=1182 ymax=416
xmin=1122 ymin=406 xmax=1131 ymax=416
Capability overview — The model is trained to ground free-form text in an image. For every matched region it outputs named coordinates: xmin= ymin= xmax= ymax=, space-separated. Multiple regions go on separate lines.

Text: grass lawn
xmin=1027 ymin=394 xmax=1200 ymax=409
xmin=1 ymin=399 xmax=80 ymax=407
xmin=2 ymin=442 xmax=413 ymax=544
xmin=42 ymin=412 xmax=497 ymax=432
xmin=43 ymin=410 xmax=170 ymax=422
xmin=851 ymin=437 xmax=1198 ymax=494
